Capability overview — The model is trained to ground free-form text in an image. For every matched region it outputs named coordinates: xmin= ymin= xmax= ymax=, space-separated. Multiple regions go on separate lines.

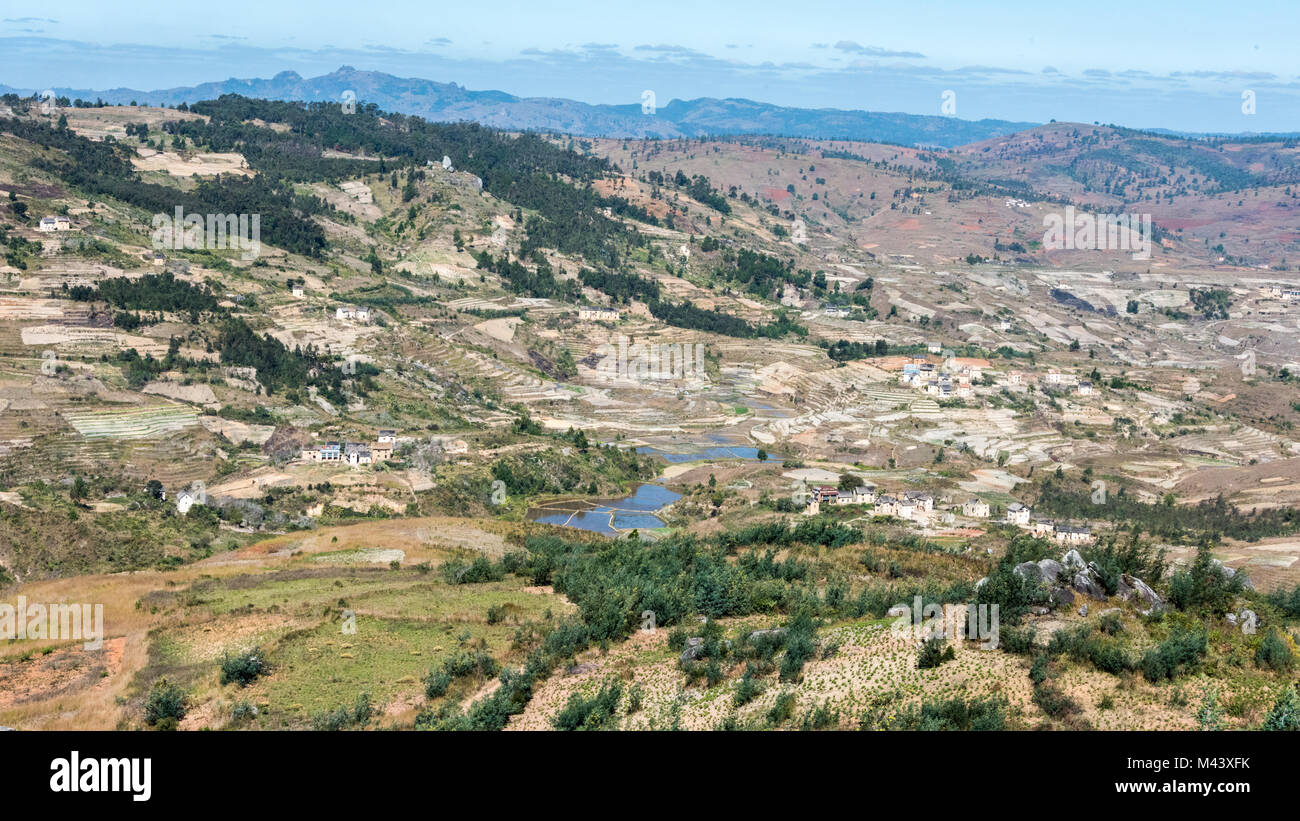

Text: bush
xmin=1262 ymin=685 xmax=1300 ymax=731
xmin=766 ymin=692 xmax=797 ymax=725
xmin=219 ymin=648 xmax=267 ymax=687
xmin=1255 ymin=629 xmax=1295 ymax=673
xmin=553 ymin=679 xmax=622 ymax=731
xmin=144 ymin=677 xmax=188 ymax=728
xmin=1141 ymin=628 xmax=1208 ymax=683
xmin=872 ymin=696 xmax=1008 ymax=731
xmin=311 ymin=692 xmax=373 ymax=731
xmin=1166 ymin=544 xmax=1244 ymax=615
xmin=917 ymin=636 xmax=956 ymax=670
xmin=734 ymin=666 xmax=764 ymax=707
xmin=229 ymin=700 xmax=258 ymax=726
xmin=1033 ymin=681 xmax=1082 ymax=719
xmin=424 ymin=670 xmax=452 ymax=698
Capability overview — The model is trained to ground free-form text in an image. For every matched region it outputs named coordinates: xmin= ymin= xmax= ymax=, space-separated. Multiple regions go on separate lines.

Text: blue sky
xmin=3 ymin=0 xmax=1297 ymax=132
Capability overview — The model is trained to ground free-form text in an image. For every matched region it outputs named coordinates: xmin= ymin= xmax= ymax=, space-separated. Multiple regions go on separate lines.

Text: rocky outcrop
xmin=1073 ymin=570 xmax=1107 ymax=600
xmin=1037 ymin=559 xmax=1064 ymax=584
xmin=1118 ymin=573 xmax=1163 ymax=615
xmin=1013 ymin=562 xmax=1042 ymax=584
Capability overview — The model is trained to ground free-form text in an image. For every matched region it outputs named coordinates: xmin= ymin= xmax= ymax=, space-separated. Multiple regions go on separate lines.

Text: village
xmin=803 ymin=483 xmax=1092 ymax=545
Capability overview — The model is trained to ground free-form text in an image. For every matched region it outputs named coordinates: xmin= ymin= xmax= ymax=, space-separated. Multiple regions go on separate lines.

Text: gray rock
xmin=1073 ymin=570 xmax=1107 ymax=600
xmin=1078 ymin=604 xmax=1089 ymax=617
xmin=748 ymin=628 xmax=786 ymax=643
xmin=1116 ymin=578 xmax=1135 ymax=601
xmin=1030 ymin=606 xmax=1050 ymax=616
xmin=1050 ymin=586 xmax=1075 ymax=607
xmin=1062 ymin=549 xmax=1086 ymax=571
xmin=1226 ymin=612 xmax=1238 ymax=625
xmin=680 ymin=637 xmax=706 ymax=661
xmin=1122 ymin=574 xmax=1163 ymax=614
xmin=1014 ymin=562 xmax=1043 ymax=584
xmin=1037 ymin=559 xmax=1064 ymax=583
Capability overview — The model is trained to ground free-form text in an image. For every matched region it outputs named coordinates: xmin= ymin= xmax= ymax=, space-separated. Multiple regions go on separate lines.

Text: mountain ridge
xmin=0 ymin=65 xmax=1037 ymax=148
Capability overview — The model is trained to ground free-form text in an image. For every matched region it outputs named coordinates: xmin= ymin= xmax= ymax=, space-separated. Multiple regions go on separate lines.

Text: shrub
xmin=917 ymin=636 xmax=956 ymax=669
xmin=311 ymin=692 xmax=373 ymax=731
xmin=1033 ymin=681 xmax=1081 ymax=719
xmin=874 ymin=696 xmax=1008 ymax=731
xmin=766 ymin=692 xmax=797 ymax=725
xmin=229 ymin=700 xmax=258 ymax=726
xmin=1166 ymin=544 xmax=1244 ymax=615
xmin=553 ymin=679 xmax=622 ymax=731
xmin=1255 ymin=629 xmax=1295 ymax=673
xmin=1262 ymin=685 xmax=1300 ymax=731
xmin=734 ymin=666 xmax=764 ymax=707
xmin=219 ymin=648 xmax=267 ymax=687
xmin=1141 ymin=628 xmax=1208 ymax=683
xmin=144 ymin=677 xmax=188 ymax=728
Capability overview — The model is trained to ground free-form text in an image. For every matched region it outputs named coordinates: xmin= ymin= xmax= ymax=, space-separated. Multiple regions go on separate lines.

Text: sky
xmin=3 ymin=0 xmax=1297 ymax=132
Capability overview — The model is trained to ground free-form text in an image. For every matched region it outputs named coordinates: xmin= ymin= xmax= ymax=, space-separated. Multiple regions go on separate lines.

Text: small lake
xmin=528 ymin=483 xmax=682 ymax=536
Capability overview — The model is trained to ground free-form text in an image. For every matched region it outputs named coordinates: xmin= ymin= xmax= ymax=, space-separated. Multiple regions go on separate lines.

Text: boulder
xmin=1078 ymin=604 xmax=1089 ymax=617
xmin=680 ymin=637 xmax=706 ymax=661
xmin=748 ymin=628 xmax=786 ymax=643
xmin=1116 ymin=578 xmax=1135 ymax=601
xmin=1050 ymin=586 xmax=1075 ymax=607
xmin=1037 ymin=559 xmax=1064 ymax=584
xmin=1239 ymin=609 xmax=1258 ymax=631
xmin=1030 ymin=606 xmax=1050 ymax=616
xmin=1013 ymin=562 xmax=1043 ymax=584
xmin=1121 ymin=573 xmax=1163 ymax=614
xmin=1073 ymin=570 xmax=1107 ymax=600
xmin=1062 ymin=549 xmax=1086 ymax=571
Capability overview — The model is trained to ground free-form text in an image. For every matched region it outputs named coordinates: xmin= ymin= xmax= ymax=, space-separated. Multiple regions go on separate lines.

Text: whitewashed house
xmin=578 ymin=306 xmax=620 ymax=322
xmin=962 ymin=498 xmax=990 ymax=518
xmin=38 ymin=215 xmax=71 ymax=232
xmin=1006 ymin=502 xmax=1031 ymax=526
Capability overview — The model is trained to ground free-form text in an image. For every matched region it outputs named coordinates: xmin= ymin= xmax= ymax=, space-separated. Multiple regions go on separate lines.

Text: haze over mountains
xmin=1 ymin=66 xmax=1039 ymax=148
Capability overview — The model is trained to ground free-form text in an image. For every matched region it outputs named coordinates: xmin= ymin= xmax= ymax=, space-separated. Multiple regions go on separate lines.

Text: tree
xmin=756 ymin=448 xmax=768 ymax=462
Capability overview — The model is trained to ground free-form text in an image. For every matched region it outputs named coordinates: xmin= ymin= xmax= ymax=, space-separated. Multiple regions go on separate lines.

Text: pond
xmin=527 ymin=483 xmax=682 ymax=536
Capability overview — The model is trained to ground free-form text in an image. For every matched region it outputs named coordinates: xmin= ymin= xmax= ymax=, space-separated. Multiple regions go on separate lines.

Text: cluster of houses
xmin=1042 ymin=369 xmax=1093 ymax=395
xmin=1007 ymin=501 xmax=1093 ymax=544
xmin=300 ymin=430 xmax=396 ymax=467
xmin=899 ymin=354 xmax=988 ymax=399
xmin=578 ymin=306 xmax=620 ymax=322
xmin=1264 ymin=286 xmax=1300 ymax=300
xmin=336 ymin=305 xmax=372 ymax=323
xmin=38 ymin=215 xmax=72 ymax=231
xmin=804 ymin=484 xmax=936 ymax=521
xmin=802 ymin=487 xmax=1094 ymax=544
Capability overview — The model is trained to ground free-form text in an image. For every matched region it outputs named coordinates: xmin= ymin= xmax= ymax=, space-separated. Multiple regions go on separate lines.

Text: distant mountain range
xmin=0 ymin=66 xmax=1038 ymax=148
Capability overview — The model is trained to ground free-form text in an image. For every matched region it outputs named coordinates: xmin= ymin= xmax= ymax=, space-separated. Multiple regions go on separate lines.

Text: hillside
xmin=1 ymin=94 xmax=1299 ymax=734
